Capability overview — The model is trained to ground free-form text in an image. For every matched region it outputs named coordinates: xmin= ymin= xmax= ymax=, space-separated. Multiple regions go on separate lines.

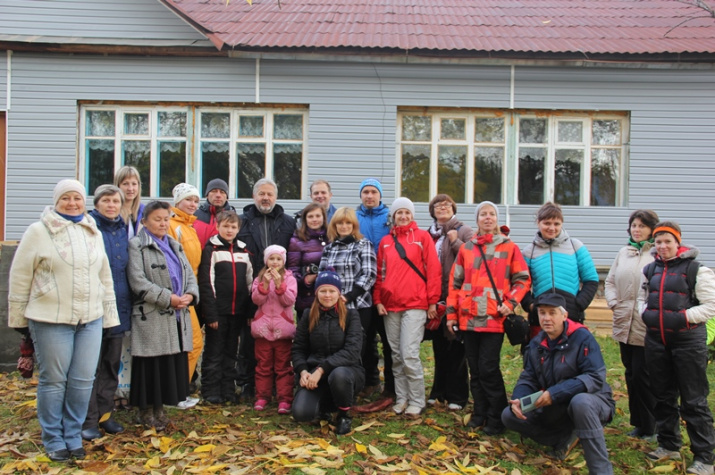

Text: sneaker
xmin=334 ymin=416 xmax=352 ymax=435
xmin=628 ymin=427 xmax=656 ymax=441
xmin=393 ymin=400 xmax=408 ymax=415
xmin=277 ymin=402 xmax=291 ymax=414
xmin=177 ymin=397 xmax=200 ymax=410
xmin=254 ymin=399 xmax=268 ymax=411
xmin=427 ymin=398 xmax=437 ymax=406
xmin=404 ymin=405 xmax=424 ymax=416
xmin=202 ymin=395 xmax=224 ymax=405
xmin=447 ymin=403 xmax=463 ymax=411
xmin=687 ymin=461 xmax=715 ymax=475
xmin=549 ymin=432 xmax=579 ymax=460
xmin=647 ymin=446 xmax=682 ymax=461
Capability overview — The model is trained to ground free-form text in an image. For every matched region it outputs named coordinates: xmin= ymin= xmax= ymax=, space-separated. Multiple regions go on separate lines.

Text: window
xmin=398 ymin=109 xmax=628 ymax=206
xmin=80 ymin=105 xmax=308 ymax=199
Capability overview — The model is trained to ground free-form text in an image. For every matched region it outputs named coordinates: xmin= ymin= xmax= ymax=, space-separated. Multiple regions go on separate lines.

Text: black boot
xmin=334 ymin=410 xmax=353 ymax=435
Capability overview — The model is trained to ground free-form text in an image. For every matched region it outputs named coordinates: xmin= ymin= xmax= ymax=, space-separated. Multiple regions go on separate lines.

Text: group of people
xmin=7 ymin=172 xmax=715 ymax=474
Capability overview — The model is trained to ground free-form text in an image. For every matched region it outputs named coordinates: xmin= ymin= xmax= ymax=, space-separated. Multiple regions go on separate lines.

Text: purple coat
xmin=287 ymin=228 xmax=328 ymax=312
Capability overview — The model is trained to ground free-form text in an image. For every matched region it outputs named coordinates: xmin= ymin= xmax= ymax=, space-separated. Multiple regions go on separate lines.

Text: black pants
xmin=358 ymin=307 xmax=381 ymax=387
xmin=292 ymin=366 xmax=365 ymax=422
xmin=236 ymin=312 xmax=256 ymax=390
xmin=464 ymin=331 xmax=507 ymax=428
xmin=620 ymin=342 xmax=656 ymax=434
xmin=369 ymin=306 xmax=394 ymax=393
xmin=645 ymin=325 xmax=715 ymax=464
xmin=83 ymin=334 xmax=123 ymax=429
xmin=428 ymin=323 xmax=468 ymax=406
xmin=202 ymin=314 xmax=241 ymax=399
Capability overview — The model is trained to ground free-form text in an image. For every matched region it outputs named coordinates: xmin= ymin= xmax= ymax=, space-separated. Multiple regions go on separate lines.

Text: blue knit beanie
xmin=359 ymin=178 xmax=383 ymax=198
xmin=315 ymin=270 xmax=342 ymax=292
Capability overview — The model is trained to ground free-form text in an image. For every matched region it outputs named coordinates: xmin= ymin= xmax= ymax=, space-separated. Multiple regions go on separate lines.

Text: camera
xmin=304 ymin=264 xmax=319 ymax=275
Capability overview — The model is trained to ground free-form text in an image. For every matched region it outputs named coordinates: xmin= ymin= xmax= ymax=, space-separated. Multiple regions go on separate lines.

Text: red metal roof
xmin=162 ymin=0 xmax=715 ymax=56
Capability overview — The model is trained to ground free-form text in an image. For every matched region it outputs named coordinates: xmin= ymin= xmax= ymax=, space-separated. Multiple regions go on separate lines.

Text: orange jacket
xmin=447 ymin=233 xmax=531 ymax=333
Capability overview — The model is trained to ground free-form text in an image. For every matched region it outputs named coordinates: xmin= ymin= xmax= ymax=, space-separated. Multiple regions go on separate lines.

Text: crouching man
xmin=501 ymin=293 xmax=615 ymax=474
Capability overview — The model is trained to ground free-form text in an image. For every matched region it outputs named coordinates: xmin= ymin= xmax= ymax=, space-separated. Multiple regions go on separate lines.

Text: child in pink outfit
xmin=251 ymin=245 xmax=297 ymax=414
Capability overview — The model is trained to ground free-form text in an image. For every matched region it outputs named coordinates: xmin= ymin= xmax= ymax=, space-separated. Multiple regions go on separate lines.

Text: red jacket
xmin=373 ymin=221 xmax=441 ymax=312
xmin=447 ymin=233 xmax=531 ymax=333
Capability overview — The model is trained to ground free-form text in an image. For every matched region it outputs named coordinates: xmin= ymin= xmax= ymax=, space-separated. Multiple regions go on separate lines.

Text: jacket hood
xmin=242 ymin=202 xmax=286 ymax=219
xmin=533 ymin=228 xmax=571 ymax=248
xmin=199 ymin=200 xmax=234 ymax=214
xmin=538 ymin=319 xmax=587 ymax=348
xmin=650 ymin=243 xmax=699 ymax=262
xmin=469 ymin=231 xmax=510 ymax=246
xmin=41 ymin=207 xmax=99 ymax=236
xmin=171 ymin=206 xmax=198 ymax=225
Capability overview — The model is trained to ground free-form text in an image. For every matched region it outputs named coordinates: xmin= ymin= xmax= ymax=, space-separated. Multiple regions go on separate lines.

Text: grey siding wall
xmin=4 ymin=53 xmax=715 ymax=268
xmin=0 ymin=0 xmax=209 ymax=46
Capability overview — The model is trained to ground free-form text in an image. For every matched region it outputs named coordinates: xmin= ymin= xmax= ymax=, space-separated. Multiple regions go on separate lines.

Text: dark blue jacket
xmin=238 ymin=203 xmax=296 ymax=272
xmin=356 ymin=203 xmax=390 ymax=251
xmin=90 ymin=209 xmax=131 ymax=334
xmin=513 ymin=321 xmax=613 ymax=407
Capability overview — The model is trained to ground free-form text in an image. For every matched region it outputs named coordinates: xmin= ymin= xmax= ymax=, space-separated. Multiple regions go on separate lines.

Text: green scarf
xmin=628 ymin=237 xmax=653 ymax=250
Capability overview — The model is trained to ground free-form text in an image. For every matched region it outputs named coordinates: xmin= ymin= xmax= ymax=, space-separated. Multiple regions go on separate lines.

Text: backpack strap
xmin=392 ymin=235 xmax=426 ymax=283
xmin=686 ymin=259 xmax=701 ymax=305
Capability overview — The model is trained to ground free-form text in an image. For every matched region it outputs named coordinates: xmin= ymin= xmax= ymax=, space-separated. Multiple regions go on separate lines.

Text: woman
xmin=168 ymin=183 xmax=204 ymax=408
xmin=521 ymin=202 xmax=598 ymax=336
xmin=319 ymin=207 xmax=378 ymax=396
xmin=292 ymin=270 xmax=365 ymax=435
xmin=82 ymin=185 xmax=131 ymax=441
xmin=287 ymin=203 xmax=329 ymax=316
xmin=446 ymin=201 xmax=531 ymax=435
xmin=8 ymin=179 xmax=119 ymax=461
xmin=373 ymin=198 xmax=441 ymax=417
xmin=425 ymin=194 xmax=473 ymax=411
xmin=640 ymin=222 xmax=715 ymax=474
xmin=127 ymin=201 xmax=199 ymax=430
xmin=604 ymin=209 xmax=659 ymax=440
xmin=114 ymin=165 xmax=144 ymax=238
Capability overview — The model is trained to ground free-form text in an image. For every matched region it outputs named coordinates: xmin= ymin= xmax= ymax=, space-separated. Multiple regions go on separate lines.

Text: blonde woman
xmin=114 ymin=166 xmax=144 ymax=238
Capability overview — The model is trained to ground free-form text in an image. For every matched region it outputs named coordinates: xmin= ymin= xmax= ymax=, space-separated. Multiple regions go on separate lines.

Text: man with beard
xmin=236 ymin=178 xmax=296 ymax=401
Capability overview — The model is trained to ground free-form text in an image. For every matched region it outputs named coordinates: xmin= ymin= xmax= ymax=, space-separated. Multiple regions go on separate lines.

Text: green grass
xmin=0 ymin=336 xmax=713 ymax=473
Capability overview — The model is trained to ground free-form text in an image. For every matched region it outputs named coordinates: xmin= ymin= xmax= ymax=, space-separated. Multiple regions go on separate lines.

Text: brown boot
xmin=153 ymin=406 xmax=169 ymax=431
xmin=139 ymin=407 xmax=156 ymax=428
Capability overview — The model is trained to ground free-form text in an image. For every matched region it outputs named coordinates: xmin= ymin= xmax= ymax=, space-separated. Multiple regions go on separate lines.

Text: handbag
xmin=475 ymin=243 xmax=529 ymax=346
xmin=392 ymin=235 xmax=426 ymax=282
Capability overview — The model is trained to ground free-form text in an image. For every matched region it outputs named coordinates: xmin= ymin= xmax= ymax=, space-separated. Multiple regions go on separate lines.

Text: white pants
xmin=383 ymin=309 xmax=427 ymax=408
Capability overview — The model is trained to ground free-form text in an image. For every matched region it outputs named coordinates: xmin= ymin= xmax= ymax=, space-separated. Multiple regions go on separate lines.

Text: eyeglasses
xmin=434 ymin=203 xmax=452 ymax=210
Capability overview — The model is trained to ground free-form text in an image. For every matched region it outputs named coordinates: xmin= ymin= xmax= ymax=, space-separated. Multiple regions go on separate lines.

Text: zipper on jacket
xmin=658 ymin=263 xmax=667 ymax=345
xmin=231 ymin=244 xmax=238 ymax=315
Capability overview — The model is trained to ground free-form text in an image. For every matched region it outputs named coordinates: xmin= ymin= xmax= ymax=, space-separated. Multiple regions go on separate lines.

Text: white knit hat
xmin=389 ymin=197 xmax=415 ymax=218
xmin=53 ymin=179 xmax=86 ymax=207
xmin=172 ymin=183 xmax=201 ymax=205
xmin=263 ymin=244 xmax=287 ymax=265
xmin=475 ymin=200 xmax=499 ymax=223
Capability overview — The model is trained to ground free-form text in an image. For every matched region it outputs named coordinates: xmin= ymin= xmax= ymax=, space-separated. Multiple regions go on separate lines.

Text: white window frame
xmin=397 ymin=108 xmax=628 ymax=206
xmin=79 ymin=104 xmax=309 ymax=199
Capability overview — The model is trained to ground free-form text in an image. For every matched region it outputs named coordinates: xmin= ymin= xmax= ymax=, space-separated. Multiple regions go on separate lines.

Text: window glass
xmin=87 ymin=139 xmax=114 ymax=194
xmin=591 ymin=149 xmax=620 ymax=206
xmin=401 ymin=144 xmax=431 ymax=202
xmin=554 ymin=149 xmax=583 ymax=205
xmin=124 ymin=113 xmax=149 ymax=135
xmin=201 ymin=113 xmax=230 ymax=138
xmin=474 ymin=147 xmax=503 ymax=204
xmin=236 ymin=143 xmax=265 ymax=199
xmin=518 ymin=147 xmax=545 ymax=205
xmin=558 ymin=121 xmax=583 ymax=143
xmin=158 ymin=112 xmax=186 ymax=137
xmin=239 ymin=116 xmax=264 ymax=137
xmin=592 ymin=120 xmax=621 ymax=145
xmin=273 ymin=143 xmax=302 ymax=199
xmin=519 ymin=118 xmax=547 ymax=144
xmin=159 ymin=142 xmax=186 ymax=197
xmin=402 ymin=115 xmax=431 ymax=141
xmin=437 ymin=145 xmax=466 ymax=201
xmin=273 ymin=115 xmax=303 ymax=140
xmin=440 ymin=118 xmax=465 ymax=140
xmin=475 ymin=118 xmax=504 ymax=143
xmin=201 ymin=142 xmax=230 ymax=194
xmin=86 ymin=110 xmax=115 ymax=137
xmin=122 ymin=141 xmax=150 ymax=196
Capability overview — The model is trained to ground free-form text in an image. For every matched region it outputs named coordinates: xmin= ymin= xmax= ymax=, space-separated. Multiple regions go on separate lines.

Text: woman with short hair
xmin=8 ymin=179 xmax=119 ymax=461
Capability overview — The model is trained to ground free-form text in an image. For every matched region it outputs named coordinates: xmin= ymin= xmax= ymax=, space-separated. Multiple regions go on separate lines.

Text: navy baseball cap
xmin=535 ymin=293 xmax=566 ymax=308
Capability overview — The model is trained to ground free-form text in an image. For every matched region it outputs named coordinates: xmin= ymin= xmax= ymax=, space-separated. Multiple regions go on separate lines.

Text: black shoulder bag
xmin=476 ymin=243 xmax=529 ymax=346
xmin=392 ymin=235 xmax=426 ymax=282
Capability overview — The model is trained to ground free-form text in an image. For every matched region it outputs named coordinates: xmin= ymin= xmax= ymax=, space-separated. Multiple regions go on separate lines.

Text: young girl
xmin=251 ymin=245 xmax=298 ymax=414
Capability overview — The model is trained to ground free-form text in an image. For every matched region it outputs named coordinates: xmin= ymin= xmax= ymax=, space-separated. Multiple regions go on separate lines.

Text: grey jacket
xmin=128 ymin=229 xmax=199 ymax=357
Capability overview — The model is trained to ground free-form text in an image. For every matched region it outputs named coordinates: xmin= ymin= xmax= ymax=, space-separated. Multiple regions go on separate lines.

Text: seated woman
xmin=127 ymin=201 xmax=199 ymax=431
xmin=292 ymin=270 xmax=364 ymax=435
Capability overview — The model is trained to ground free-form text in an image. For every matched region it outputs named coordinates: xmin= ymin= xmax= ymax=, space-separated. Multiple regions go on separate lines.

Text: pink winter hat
xmin=263 ymin=245 xmax=287 ymax=265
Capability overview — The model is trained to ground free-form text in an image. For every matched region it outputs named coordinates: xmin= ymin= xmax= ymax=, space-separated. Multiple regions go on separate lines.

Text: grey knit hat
xmin=389 ymin=197 xmax=415 ymax=218
xmin=475 ymin=201 xmax=499 ymax=224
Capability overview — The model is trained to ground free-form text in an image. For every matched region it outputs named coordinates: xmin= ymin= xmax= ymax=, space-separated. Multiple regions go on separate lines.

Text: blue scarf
xmin=145 ymin=230 xmax=184 ymax=321
xmin=56 ymin=212 xmax=84 ymax=223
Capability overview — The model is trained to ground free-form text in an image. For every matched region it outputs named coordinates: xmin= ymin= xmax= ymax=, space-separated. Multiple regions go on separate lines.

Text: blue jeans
xmin=29 ymin=318 xmax=103 ymax=452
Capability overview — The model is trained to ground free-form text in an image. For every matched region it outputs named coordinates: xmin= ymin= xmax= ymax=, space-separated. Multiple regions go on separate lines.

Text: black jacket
xmin=292 ymin=308 xmax=364 ymax=377
xmin=198 ymin=234 xmax=253 ymax=323
xmin=237 ymin=203 xmax=296 ymax=271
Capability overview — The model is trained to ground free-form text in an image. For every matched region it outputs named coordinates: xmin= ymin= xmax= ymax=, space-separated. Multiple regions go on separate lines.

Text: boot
xmin=154 ymin=406 xmax=169 ymax=431
xmin=139 ymin=407 xmax=155 ymax=428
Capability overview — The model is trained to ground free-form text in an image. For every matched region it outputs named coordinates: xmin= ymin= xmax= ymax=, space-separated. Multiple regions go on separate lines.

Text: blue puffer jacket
xmin=90 ymin=209 xmax=131 ymax=334
xmin=356 ymin=203 xmax=390 ymax=251
xmin=513 ymin=321 xmax=614 ymax=408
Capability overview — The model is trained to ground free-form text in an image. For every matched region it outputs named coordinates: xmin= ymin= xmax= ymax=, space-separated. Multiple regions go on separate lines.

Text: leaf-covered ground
xmin=0 ymin=336 xmax=710 ymax=474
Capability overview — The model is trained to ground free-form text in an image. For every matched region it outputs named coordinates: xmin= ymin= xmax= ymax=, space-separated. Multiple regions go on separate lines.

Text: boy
xmin=198 ymin=210 xmax=253 ymax=404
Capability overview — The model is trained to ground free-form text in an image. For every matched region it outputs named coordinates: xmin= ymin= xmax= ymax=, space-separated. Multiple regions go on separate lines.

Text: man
xmin=501 ymin=293 xmax=615 ymax=475
xmin=309 ymin=179 xmax=337 ymax=224
xmin=194 ymin=178 xmax=236 ymax=247
xmin=235 ymin=178 xmax=296 ymax=401
xmin=355 ymin=178 xmax=394 ymax=403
